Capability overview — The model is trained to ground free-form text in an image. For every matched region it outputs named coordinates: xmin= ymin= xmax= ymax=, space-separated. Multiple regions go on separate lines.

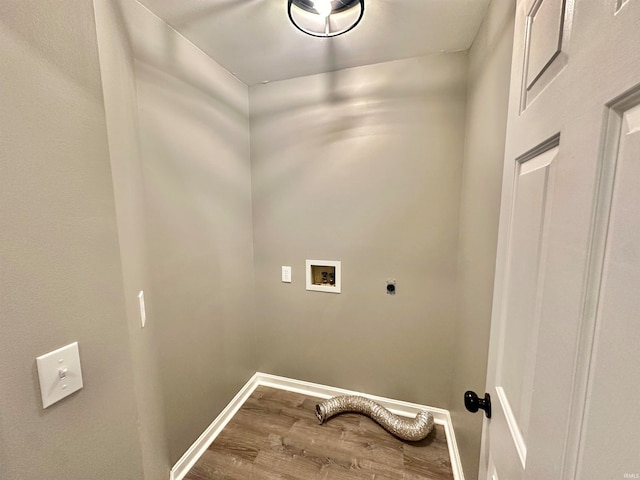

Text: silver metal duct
xmin=315 ymin=395 xmax=434 ymax=441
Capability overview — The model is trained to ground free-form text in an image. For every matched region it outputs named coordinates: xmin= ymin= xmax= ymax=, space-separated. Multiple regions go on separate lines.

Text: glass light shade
xmin=288 ymin=0 xmax=364 ymax=37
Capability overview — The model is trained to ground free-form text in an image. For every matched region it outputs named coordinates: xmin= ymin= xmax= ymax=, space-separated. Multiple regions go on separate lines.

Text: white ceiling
xmin=138 ymin=0 xmax=492 ymax=86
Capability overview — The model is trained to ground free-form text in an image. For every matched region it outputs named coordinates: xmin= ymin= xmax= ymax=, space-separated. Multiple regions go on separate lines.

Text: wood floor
xmin=184 ymin=386 xmax=454 ymax=480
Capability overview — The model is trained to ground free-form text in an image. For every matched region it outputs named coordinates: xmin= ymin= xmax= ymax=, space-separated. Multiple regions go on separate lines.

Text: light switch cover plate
xmin=282 ymin=266 xmax=292 ymax=283
xmin=138 ymin=290 xmax=147 ymax=328
xmin=36 ymin=342 xmax=83 ymax=408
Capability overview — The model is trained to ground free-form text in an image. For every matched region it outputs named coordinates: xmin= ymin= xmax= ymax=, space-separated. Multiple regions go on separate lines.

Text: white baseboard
xmin=169 ymin=373 xmax=261 ymax=480
xmin=170 ymin=372 xmax=465 ymax=480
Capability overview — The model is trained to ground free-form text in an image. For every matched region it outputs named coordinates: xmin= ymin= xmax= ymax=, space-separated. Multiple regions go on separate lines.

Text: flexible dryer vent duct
xmin=315 ymin=395 xmax=434 ymax=441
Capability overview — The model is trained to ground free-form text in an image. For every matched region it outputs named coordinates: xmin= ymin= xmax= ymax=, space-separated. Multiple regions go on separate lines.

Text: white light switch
xmin=282 ymin=266 xmax=292 ymax=283
xmin=138 ymin=290 xmax=147 ymax=328
xmin=36 ymin=342 xmax=83 ymax=408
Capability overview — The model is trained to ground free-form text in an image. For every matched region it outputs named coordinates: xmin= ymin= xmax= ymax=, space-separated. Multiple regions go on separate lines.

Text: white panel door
xmin=480 ymin=1 xmax=640 ymax=479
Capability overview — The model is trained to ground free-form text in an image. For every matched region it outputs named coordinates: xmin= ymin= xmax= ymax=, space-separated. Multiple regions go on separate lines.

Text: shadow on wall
xmin=97 ymin=0 xmax=256 ymax=468
xmin=250 ymin=53 xmax=467 ymax=228
xmin=249 ymin=52 xmax=468 ymax=412
xmin=124 ymin=0 xmax=257 ymax=466
xmin=126 ymin=6 xmax=248 ymax=124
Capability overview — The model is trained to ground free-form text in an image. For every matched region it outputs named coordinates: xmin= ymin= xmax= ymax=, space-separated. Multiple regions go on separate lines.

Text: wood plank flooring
xmin=184 ymin=386 xmax=454 ymax=480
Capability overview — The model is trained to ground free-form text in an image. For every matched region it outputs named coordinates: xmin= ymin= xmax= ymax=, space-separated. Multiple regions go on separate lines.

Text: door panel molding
xmin=563 ymin=84 xmax=640 ymax=480
xmin=525 ymin=0 xmax=565 ymax=90
xmin=496 ymin=386 xmax=527 ymax=467
xmin=520 ymin=0 xmax=573 ymax=111
xmin=485 ymin=0 xmax=640 ymax=477
xmin=492 ymin=135 xmax=559 ymax=477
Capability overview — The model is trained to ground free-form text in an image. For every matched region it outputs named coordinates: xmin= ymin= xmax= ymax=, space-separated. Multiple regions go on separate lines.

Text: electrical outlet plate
xmin=36 ymin=342 xmax=83 ymax=408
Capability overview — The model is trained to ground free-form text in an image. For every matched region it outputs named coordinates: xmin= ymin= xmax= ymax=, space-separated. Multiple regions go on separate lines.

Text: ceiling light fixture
xmin=312 ymin=0 xmax=333 ymax=18
xmin=288 ymin=0 xmax=365 ymax=38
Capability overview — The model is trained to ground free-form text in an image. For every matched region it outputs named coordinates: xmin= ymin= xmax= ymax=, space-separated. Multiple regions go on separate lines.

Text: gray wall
xmin=0 ymin=1 xmax=145 ymax=479
xmin=93 ymin=0 xmax=170 ymax=477
xmin=451 ymin=0 xmax=515 ymax=478
xmin=250 ymin=54 xmax=468 ymax=408
xmin=1 ymin=1 xmax=257 ymax=478
xmin=95 ymin=0 xmax=257 ymax=466
xmin=1 ymin=1 xmax=514 ymax=478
